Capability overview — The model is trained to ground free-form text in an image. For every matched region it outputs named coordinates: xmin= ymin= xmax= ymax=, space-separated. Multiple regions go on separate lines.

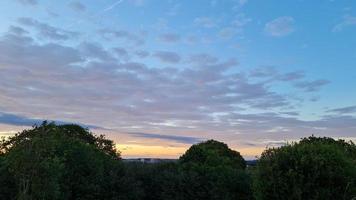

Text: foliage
xmin=119 ymin=140 xmax=253 ymax=200
xmin=2 ymin=124 xmax=355 ymax=200
xmin=122 ymin=162 xmax=180 ymax=200
xmin=0 ymin=122 xmax=119 ymax=159
xmin=0 ymin=154 xmax=16 ymax=199
xmin=177 ymin=140 xmax=253 ymax=200
xmin=180 ymin=139 xmax=246 ymax=169
xmin=253 ymin=136 xmax=356 ymax=200
xmin=0 ymin=122 xmax=127 ymax=200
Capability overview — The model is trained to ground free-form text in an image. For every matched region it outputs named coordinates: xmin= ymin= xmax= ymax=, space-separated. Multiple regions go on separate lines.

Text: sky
xmin=0 ymin=0 xmax=356 ymax=159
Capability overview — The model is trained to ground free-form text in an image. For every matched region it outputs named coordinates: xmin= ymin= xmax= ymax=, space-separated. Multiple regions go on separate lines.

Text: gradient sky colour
xmin=0 ymin=0 xmax=355 ymax=159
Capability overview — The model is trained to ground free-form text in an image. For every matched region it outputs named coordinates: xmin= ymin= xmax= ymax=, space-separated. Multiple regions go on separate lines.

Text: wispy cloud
xmin=18 ymin=17 xmax=79 ymax=40
xmin=0 ymin=112 xmax=99 ymax=129
xmin=265 ymin=16 xmax=295 ymax=37
xmin=66 ymin=0 xmax=124 ymax=29
xmin=153 ymin=51 xmax=181 ymax=63
xmin=333 ymin=15 xmax=356 ymax=32
xmin=68 ymin=1 xmax=86 ymax=12
xmin=128 ymin=132 xmax=202 ymax=144
xmin=194 ymin=17 xmax=218 ymax=28
xmin=327 ymin=106 xmax=356 ymax=114
xmin=294 ymin=79 xmax=330 ymax=92
xmin=98 ymin=28 xmax=144 ymax=46
xmin=158 ymin=33 xmax=181 ymax=43
xmin=15 ymin=0 xmax=37 ymax=6
xmin=103 ymin=0 xmax=124 ymax=12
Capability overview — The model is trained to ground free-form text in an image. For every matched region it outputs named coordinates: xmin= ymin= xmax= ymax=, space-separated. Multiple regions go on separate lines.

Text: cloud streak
xmin=18 ymin=17 xmax=79 ymax=40
xmin=0 ymin=112 xmax=99 ymax=129
xmin=103 ymin=0 xmax=124 ymax=12
xmin=327 ymin=106 xmax=356 ymax=114
xmin=128 ymin=132 xmax=202 ymax=144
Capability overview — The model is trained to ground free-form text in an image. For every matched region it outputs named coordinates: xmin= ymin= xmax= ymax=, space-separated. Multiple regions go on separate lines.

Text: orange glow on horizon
xmin=116 ymin=143 xmax=265 ymax=159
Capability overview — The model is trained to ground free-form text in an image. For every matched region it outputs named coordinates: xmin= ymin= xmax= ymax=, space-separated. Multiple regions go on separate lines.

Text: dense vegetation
xmin=253 ymin=136 xmax=356 ymax=200
xmin=0 ymin=122 xmax=355 ymax=199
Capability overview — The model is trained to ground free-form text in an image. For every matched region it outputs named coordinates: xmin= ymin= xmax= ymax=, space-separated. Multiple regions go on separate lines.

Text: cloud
xmin=79 ymin=42 xmax=115 ymax=61
xmin=280 ymin=111 xmax=299 ymax=116
xmin=327 ymin=106 xmax=356 ymax=114
xmin=154 ymin=51 xmax=181 ymax=63
xmin=128 ymin=132 xmax=202 ymax=144
xmin=158 ymin=33 xmax=181 ymax=43
xmin=8 ymin=26 xmax=29 ymax=35
xmin=135 ymin=50 xmax=150 ymax=58
xmin=68 ymin=1 xmax=86 ymax=12
xmin=232 ymin=0 xmax=249 ymax=10
xmin=18 ymin=17 xmax=78 ymax=40
xmin=0 ymin=112 xmax=43 ymax=126
xmin=294 ymin=79 xmax=330 ymax=92
xmin=15 ymin=0 xmax=37 ymax=6
xmin=0 ymin=31 xmax=82 ymax=69
xmin=333 ymin=15 xmax=356 ymax=32
xmin=219 ymin=14 xmax=252 ymax=40
xmin=0 ymin=24 xmax=353 ymax=154
xmin=98 ymin=28 xmax=144 ymax=46
xmin=0 ymin=112 xmax=98 ymax=128
xmin=249 ymin=66 xmax=279 ymax=78
xmin=278 ymin=71 xmax=305 ymax=81
xmin=231 ymin=14 xmax=252 ymax=28
xmin=46 ymin=8 xmax=59 ymax=18
xmin=265 ymin=16 xmax=295 ymax=37
xmin=187 ymin=53 xmax=219 ymax=65
xmin=114 ymin=47 xmax=129 ymax=60
xmin=0 ymin=30 xmax=291 ymax=129
xmin=218 ymin=27 xmax=236 ymax=39
xmin=249 ymin=66 xmax=305 ymax=82
xmin=194 ymin=17 xmax=217 ymax=28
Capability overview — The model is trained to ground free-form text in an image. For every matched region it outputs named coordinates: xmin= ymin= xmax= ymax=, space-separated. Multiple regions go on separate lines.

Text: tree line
xmin=0 ymin=122 xmax=355 ymax=199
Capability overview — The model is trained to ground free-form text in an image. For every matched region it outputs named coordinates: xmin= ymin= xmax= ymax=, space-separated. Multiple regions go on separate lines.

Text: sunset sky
xmin=0 ymin=0 xmax=355 ymax=159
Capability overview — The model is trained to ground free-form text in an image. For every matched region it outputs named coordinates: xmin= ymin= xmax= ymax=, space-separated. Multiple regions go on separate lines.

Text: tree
xmin=119 ymin=140 xmax=253 ymax=200
xmin=253 ymin=136 xmax=356 ymax=200
xmin=179 ymin=140 xmax=246 ymax=169
xmin=0 ymin=122 xmax=120 ymax=159
xmin=177 ymin=140 xmax=253 ymax=200
xmin=0 ymin=122 xmax=127 ymax=200
xmin=0 ymin=153 xmax=16 ymax=199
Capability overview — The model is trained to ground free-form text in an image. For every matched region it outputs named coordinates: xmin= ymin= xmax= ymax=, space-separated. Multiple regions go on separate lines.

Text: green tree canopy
xmin=179 ymin=139 xmax=246 ymax=169
xmin=177 ymin=140 xmax=252 ymax=200
xmin=0 ymin=122 xmax=127 ymax=200
xmin=254 ymin=136 xmax=356 ymax=200
xmin=0 ymin=122 xmax=119 ymax=159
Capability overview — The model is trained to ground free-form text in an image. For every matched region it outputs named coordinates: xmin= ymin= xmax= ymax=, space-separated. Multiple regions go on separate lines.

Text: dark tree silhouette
xmin=0 ymin=122 xmax=126 ymax=200
xmin=253 ymin=136 xmax=356 ymax=200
